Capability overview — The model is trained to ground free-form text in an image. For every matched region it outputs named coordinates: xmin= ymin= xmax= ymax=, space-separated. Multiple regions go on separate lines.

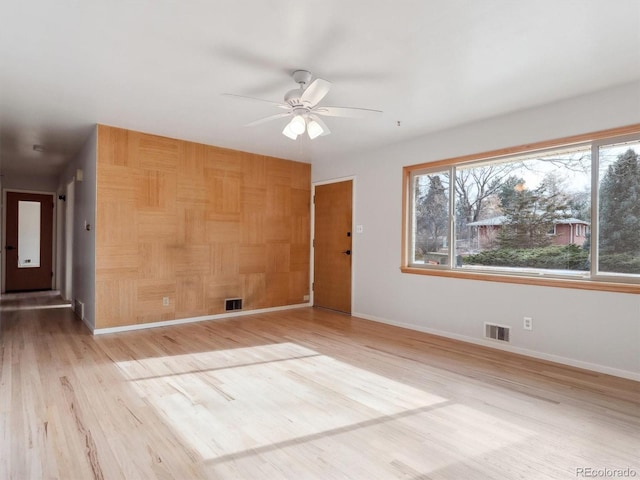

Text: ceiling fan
xmin=224 ymin=70 xmax=382 ymax=140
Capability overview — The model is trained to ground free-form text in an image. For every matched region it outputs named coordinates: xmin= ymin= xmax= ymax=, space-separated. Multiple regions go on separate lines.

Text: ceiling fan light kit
xmin=282 ymin=114 xmax=326 ymax=140
xmin=224 ymin=69 xmax=382 ymax=140
xmin=307 ymin=119 xmax=324 ymax=139
xmin=289 ymin=115 xmax=307 ymax=135
xmin=282 ymin=122 xmax=299 ymax=140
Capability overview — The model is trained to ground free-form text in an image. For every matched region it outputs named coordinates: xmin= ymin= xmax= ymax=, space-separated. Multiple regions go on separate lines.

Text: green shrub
xmin=599 ymin=253 xmax=640 ymax=274
xmin=463 ymin=244 xmax=590 ymax=270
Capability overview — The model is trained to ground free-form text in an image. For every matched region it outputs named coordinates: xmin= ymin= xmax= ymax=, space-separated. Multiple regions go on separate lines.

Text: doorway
xmin=313 ymin=179 xmax=353 ymax=314
xmin=5 ymin=191 xmax=55 ymax=292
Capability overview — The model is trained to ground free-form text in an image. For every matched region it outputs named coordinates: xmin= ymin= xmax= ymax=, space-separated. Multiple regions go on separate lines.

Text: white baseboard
xmin=71 ymin=301 xmax=95 ymax=332
xmin=92 ymin=302 xmax=311 ymax=335
xmin=81 ymin=315 xmax=95 ymax=332
xmin=352 ymin=311 xmax=640 ymax=382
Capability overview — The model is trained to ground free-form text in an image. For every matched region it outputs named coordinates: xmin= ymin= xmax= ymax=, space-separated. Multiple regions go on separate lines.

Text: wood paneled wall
xmin=95 ymin=125 xmax=311 ymax=328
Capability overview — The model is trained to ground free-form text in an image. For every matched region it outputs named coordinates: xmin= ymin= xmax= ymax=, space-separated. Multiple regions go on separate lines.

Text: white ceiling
xmin=1 ymin=0 xmax=639 ymax=178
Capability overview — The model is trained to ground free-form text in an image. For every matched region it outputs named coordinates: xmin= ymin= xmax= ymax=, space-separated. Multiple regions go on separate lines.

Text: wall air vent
xmin=485 ymin=322 xmax=510 ymax=342
xmin=74 ymin=299 xmax=85 ymax=321
xmin=225 ymin=298 xmax=243 ymax=311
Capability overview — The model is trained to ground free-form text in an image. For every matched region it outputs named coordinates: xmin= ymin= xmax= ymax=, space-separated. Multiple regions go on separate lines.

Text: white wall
xmin=2 ymin=173 xmax=59 ymax=193
xmin=0 ymin=171 xmax=2 ymax=330
xmin=58 ymin=127 xmax=97 ymax=330
xmin=312 ymin=81 xmax=640 ymax=380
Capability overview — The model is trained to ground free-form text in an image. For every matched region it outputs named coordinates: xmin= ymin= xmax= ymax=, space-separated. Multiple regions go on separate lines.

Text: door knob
xmin=342 ymin=250 xmax=351 ymax=255
xmin=5 ymin=245 xmax=15 ymax=250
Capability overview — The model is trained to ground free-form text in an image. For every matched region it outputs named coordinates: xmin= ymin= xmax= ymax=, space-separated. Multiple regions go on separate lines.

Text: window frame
xmin=401 ymin=124 xmax=640 ymax=294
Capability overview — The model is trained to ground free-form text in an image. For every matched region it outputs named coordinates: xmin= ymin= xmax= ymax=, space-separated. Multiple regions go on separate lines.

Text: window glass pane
xmin=18 ymin=200 xmax=41 ymax=268
xmin=456 ymin=146 xmax=591 ymax=274
xmin=412 ymin=171 xmax=450 ymax=265
xmin=597 ymin=141 xmax=640 ymax=275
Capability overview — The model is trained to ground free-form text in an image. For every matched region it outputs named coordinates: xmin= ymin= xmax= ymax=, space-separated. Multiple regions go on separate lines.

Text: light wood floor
xmin=1 ymin=293 xmax=639 ymax=479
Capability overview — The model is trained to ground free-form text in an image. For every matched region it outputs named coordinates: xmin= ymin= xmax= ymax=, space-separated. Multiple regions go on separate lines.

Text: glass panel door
xmin=18 ymin=200 xmax=41 ymax=268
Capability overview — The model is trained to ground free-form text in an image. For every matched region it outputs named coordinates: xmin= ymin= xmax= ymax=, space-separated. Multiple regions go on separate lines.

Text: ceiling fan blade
xmin=300 ymin=78 xmax=331 ymax=107
xmin=308 ymin=114 xmax=331 ymax=136
xmin=245 ymin=112 xmax=291 ymax=127
xmin=222 ymin=93 xmax=289 ymax=109
xmin=313 ymin=106 xmax=382 ymax=118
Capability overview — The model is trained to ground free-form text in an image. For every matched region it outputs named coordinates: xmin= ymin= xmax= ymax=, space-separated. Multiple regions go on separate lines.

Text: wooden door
xmin=5 ymin=192 xmax=54 ymax=292
xmin=313 ymin=180 xmax=352 ymax=313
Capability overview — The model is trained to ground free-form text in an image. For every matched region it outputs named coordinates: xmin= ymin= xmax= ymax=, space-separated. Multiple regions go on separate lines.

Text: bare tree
xmin=455 ymin=164 xmax=518 ymax=223
xmin=455 ymin=164 xmax=518 ymax=245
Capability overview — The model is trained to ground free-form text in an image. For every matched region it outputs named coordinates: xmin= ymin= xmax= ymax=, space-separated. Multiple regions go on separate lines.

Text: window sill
xmin=400 ymin=266 xmax=640 ymax=294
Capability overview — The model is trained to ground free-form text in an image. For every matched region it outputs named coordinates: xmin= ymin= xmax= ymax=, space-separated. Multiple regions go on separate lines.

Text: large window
xmin=403 ymin=125 xmax=640 ymax=293
xmin=597 ymin=139 xmax=640 ymax=277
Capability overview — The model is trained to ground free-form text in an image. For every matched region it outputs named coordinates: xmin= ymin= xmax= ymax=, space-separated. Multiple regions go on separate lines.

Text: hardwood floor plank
xmin=1 ymin=293 xmax=638 ymax=479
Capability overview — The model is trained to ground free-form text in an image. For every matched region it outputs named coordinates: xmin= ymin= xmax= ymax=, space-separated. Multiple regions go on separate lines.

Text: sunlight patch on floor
xmin=116 ymin=342 xmax=533 ymax=472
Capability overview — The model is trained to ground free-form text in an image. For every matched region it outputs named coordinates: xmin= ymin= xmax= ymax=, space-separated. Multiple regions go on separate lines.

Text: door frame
xmin=62 ymin=179 xmax=74 ymax=302
xmin=2 ymin=188 xmax=58 ymax=293
xmin=311 ymin=176 xmax=356 ymax=312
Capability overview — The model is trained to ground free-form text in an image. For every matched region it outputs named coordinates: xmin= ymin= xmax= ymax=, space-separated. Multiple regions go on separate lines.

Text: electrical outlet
xmin=162 ymin=297 xmax=170 ymax=307
xmin=523 ymin=316 xmax=533 ymax=330
xmin=303 ymin=294 xmax=310 ymax=301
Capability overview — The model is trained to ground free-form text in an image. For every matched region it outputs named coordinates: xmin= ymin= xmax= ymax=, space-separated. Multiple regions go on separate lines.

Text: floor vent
xmin=74 ymin=299 xmax=85 ymax=321
xmin=485 ymin=322 xmax=510 ymax=342
xmin=225 ymin=298 xmax=243 ymax=311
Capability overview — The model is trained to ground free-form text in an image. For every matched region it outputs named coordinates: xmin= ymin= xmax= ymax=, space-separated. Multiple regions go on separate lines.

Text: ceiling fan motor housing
xmin=285 ymin=70 xmax=314 ymax=107
xmin=284 ymin=89 xmax=305 ymax=107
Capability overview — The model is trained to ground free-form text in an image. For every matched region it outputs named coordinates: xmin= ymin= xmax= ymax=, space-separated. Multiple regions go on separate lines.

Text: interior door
xmin=313 ymin=180 xmax=352 ymax=313
xmin=5 ymin=192 xmax=54 ymax=292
